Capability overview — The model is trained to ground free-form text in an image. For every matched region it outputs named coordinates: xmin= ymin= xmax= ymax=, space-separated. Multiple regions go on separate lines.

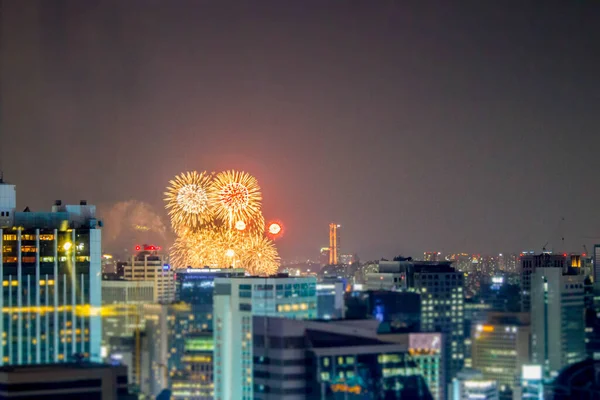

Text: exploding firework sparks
xmin=240 ymin=235 xmax=280 ymax=275
xmin=166 ymin=169 xmax=280 ymax=275
xmin=210 ymin=170 xmax=262 ymax=227
xmin=165 ymin=171 xmax=213 ymax=232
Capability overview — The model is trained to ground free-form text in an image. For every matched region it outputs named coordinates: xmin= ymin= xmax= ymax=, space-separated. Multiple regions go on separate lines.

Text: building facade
xmin=471 ymin=312 xmax=530 ymax=393
xmin=520 ymin=253 xmax=566 ymax=312
xmin=252 ymin=317 xmax=437 ymax=400
xmin=0 ymin=183 xmax=102 ymax=365
xmin=213 ymin=274 xmax=317 ymax=400
xmin=531 ymin=268 xmax=585 ymax=377
xmin=123 ymin=251 xmax=175 ymax=303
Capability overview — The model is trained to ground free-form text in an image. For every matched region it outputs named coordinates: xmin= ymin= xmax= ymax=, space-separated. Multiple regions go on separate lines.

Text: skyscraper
xmin=471 ymin=312 xmax=530 ymax=393
xmin=328 ymin=223 xmax=340 ymax=264
xmin=123 ymin=249 xmax=175 ymax=303
xmin=520 ymin=253 xmax=566 ymax=312
xmin=0 ymin=182 xmax=102 ymax=365
xmin=594 ymin=245 xmax=600 ymax=284
xmin=531 ymin=268 xmax=585 ymax=377
xmin=213 ymin=274 xmax=317 ymax=400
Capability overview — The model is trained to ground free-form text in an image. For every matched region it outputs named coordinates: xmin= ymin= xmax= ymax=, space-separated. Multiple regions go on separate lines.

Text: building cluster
xmin=3 ymin=180 xmax=600 ymax=400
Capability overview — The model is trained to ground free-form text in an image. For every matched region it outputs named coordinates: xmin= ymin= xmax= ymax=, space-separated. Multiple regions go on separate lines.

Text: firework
xmin=210 ymin=170 xmax=262 ymax=228
xmin=170 ymin=225 xmax=244 ymax=269
xmin=165 ymin=171 xmax=213 ymax=232
xmin=240 ymin=235 xmax=280 ymax=275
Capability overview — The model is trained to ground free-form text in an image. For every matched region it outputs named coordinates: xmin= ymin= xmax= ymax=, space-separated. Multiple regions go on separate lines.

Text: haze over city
xmin=2 ymin=1 xmax=600 ymax=260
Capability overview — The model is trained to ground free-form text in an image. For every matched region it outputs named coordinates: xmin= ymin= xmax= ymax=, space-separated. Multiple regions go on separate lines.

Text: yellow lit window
xmin=11 ymin=281 xmax=18 ymax=287
xmin=47 ymin=280 xmax=55 ymax=285
xmin=2 ymin=281 xmax=7 ymax=287
xmin=39 ymin=234 xmax=55 ymax=241
xmin=21 ymin=235 xmax=36 ymax=241
xmin=39 ymin=280 xmax=46 ymax=286
xmin=2 ymin=235 xmax=16 ymax=241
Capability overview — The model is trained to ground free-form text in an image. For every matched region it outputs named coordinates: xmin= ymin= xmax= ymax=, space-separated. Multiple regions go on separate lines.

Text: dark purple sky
xmin=2 ymin=1 xmax=600 ymax=260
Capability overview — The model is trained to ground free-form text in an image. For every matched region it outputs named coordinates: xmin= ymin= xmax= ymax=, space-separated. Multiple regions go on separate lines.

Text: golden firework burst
xmin=210 ymin=170 xmax=262 ymax=228
xmin=164 ymin=171 xmax=213 ymax=232
xmin=239 ymin=235 xmax=280 ymax=276
xmin=170 ymin=225 xmax=244 ymax=269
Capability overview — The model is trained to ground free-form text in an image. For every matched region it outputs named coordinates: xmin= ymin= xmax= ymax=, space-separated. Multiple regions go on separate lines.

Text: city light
xmin=62 ymin=242 xmax=72 ymax=251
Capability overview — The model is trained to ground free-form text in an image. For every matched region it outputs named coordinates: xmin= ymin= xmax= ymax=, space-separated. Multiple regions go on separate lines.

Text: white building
xmin=451 ymin=369 xmax=499 ymax=400
xmin=531 ymin=268 xmax=585 ymax=377
xmin=123 ymin=252 xmax=175 ymax=303
xmin=213 ymin=274 xmax=317 ymax=400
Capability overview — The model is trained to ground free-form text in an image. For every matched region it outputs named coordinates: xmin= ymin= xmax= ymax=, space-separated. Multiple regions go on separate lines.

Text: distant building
xmin=531 ymin=268 xmax=585 ymax=378
xmin=123 ymin=250 xmax=175 ymax=303
xmin=143 ymin=302 xmax=194 ymax=396
xmin=594 ymin=245 xmax=600 ymax=284
xmin=0 ymin=182 xmax=102 ymax=365
xmin=319 ymin=247 xmax=330 ymax=267
xmin=344 ymin=290 xmax=421 ymax=333
xmin=451 ymin=369 xmax=499 ymax=400
xmin=175 ymin=268 xmax=246 ymax=332
xmin=317 ymin=278 xmax=345 ymax=319
xmin=520 ymin=253 xmax=566 ymax=312
xmin=424 ymin=252 xmax=442 ymax=262
xmin=171 ymin=332 xmax=214 ymax=400
xmin=328 ymin=223 xmax=340 ymax=264
xmin=213 ymin=274 xmax=317 ymax=400
xmin=339 ymin=253 xmax=354 ymax=265
xmin=471 ymin=312 xmax=530 ymax=393
xmin=101 ymin=279 xmax=154 ymax=351
xmin=253 ymin=317 xmax=437 ymax=400
xmin=366 ymin=260 xmax=465 ymax=386
xmin=0 ymin=362 xmax=133 ymax=399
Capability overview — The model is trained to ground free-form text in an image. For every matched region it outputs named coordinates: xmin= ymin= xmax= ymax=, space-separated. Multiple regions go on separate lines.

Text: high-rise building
xmin=328 ymin=223 xmax=340 ymax=264
xmin=213 ymin=274 xmax=317 ymax=400
xmin=471 ymin=312 xmax=530 ymax=394
xmin=319 ymin=247 xmax=330 ymax=267
xmin=171 ymin=332 xmax=214 ymax=400
xmin=101 ymin=278 xmax=154 ymax=350
xmin=123 ymin=250 xmax=175 ymax=303
xmin=531 ymin=268 xmax=585 ymax=377
xmin=253 ymin=317 xmax=438 ymax=400
xmin=0 ymin=182 xmax=102 ymax=365
xmin=520 ymin=253 xmax=566 ymax=312
xmin=367 ymin=260 xmax=465 ymax=387
xmin=594 ymin=245 xmax=600 ymax=284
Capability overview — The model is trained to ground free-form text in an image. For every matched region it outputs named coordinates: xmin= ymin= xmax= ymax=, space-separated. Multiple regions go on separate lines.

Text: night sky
xmin=1 ymin=1 xmax=600 ymax=260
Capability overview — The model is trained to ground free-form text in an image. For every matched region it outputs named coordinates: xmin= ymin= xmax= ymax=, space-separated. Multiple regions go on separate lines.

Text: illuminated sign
xmin=522 ymin=365 xmax=542 ymax=380
xmin=476 ymin=324 xmax=494 ymax=332
xmin=135 ymin=244 xmax=162 ymax=252
xmin=409 ymin=333 xmax=441 ymax=352
xmin=491 ymin=276 xmax=504 ymax=284
xmin=330 ymin=384 xmax=362 ymax=395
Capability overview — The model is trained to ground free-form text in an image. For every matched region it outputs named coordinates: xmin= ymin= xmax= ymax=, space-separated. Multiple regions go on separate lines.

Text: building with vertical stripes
xmin=0 ymin=181 xmax=102 ymax=365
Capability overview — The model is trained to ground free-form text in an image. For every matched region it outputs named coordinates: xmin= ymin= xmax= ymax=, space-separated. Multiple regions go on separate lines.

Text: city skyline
xmin=2 ymin=1 xmax=600 ymax=261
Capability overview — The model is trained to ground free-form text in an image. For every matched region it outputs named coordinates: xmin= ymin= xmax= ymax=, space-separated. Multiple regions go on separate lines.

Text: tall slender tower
xmin=328 ymin=223 xmax=340 ymax=265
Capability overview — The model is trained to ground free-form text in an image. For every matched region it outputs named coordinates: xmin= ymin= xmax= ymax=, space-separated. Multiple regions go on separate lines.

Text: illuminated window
xmin=39 ymin=234 xmax=55 ymax=241
xmin=2 ymin=235 xmax=16 ymax=241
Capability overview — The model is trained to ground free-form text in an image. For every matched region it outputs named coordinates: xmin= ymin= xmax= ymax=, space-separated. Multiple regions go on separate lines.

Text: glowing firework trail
xmin=240 ymin=235 xmax=280 ymax=276
xmin=210 ymin=170 xmax=262 ymax=228
xmin=165 ymin=171 xmax=213 ymax=232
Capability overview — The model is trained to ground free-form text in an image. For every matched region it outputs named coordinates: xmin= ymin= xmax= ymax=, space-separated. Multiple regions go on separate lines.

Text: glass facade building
xmin=0 ymin=186 xmax=102 ymax=366
xmin=213 ymin=275 xmax=317 ymax=400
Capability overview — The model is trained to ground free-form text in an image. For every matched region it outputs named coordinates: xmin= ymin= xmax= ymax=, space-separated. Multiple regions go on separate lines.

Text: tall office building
xmin=213 ymin=274 xmax=317 ymax=400
xmin=252 ymin=317 xmax=438 ymax=400
xmin=369 ymin=260 xmax=464 ymax=388
xmin=531 ymin=268 xmax=585 ymax=377
xmin=0 ymin=182 xmax=102 ymax=365
xmin=471 ymin=312 xmax=530 ymax=393
xmin=123 ymin=249 xmax=175 ymax=303
xmin=520 ymin=253 xmax=566 ymax=312
xmin=594 ymin=245 xmax=600 ymax=284
xmin=171 ymin=332 xmax=214 ymax=400
xmin=319 ymin=247 xmax=330 ymax=267
xmin=175 ymin=268 xmax=246 ymax=332
xmin=101 ymin=279 xmax=154 ymax=349
xmin=328 ymin=223 xmax=340 ymax=264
